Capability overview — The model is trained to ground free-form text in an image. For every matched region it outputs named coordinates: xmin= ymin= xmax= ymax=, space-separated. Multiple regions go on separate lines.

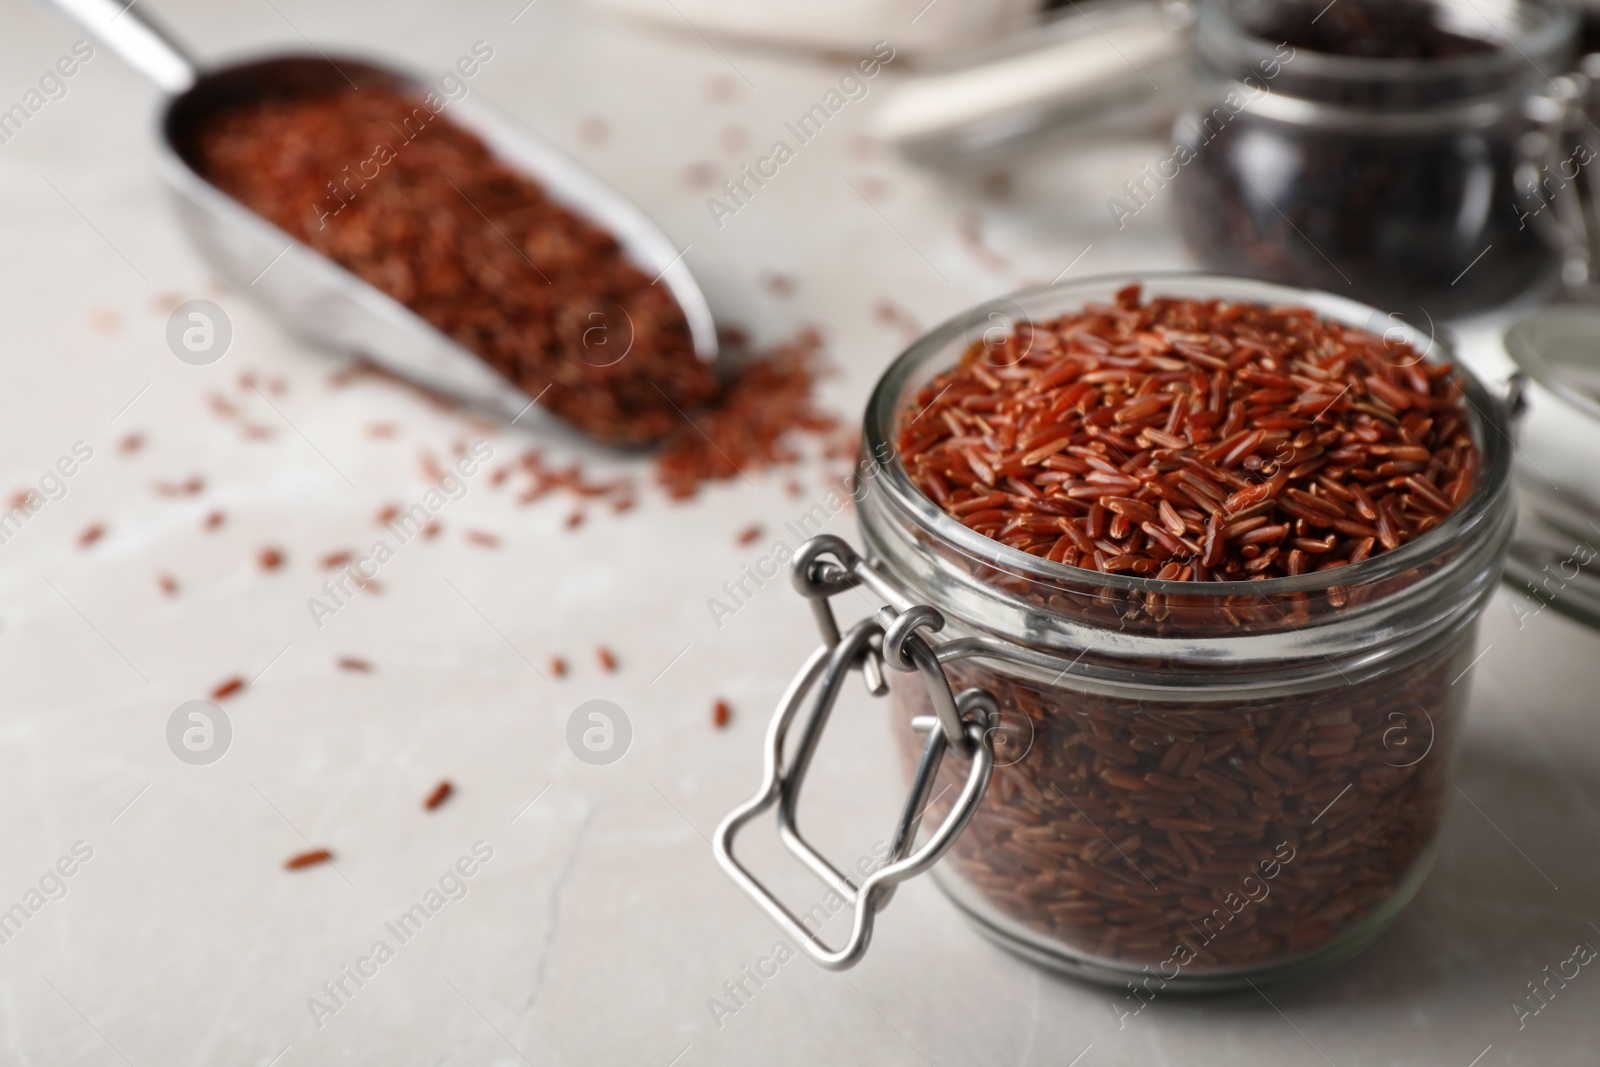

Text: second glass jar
xmin=1172 ymin=0 xmax=1576 ymax=319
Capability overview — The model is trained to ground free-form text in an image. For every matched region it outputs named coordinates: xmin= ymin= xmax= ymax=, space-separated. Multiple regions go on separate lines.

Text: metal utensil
xmin=44 ymin=0 xmax=719 ymax=430
xmin=870 ymin=0 xmax=1193 ymax=166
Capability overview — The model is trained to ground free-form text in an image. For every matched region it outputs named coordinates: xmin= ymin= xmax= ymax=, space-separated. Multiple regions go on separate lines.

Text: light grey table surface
xmin=0 ymin=0 xmax=1595 ymax=1063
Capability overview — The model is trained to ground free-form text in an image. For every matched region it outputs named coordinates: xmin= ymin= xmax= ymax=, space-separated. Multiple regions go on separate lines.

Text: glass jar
xmin=1173 ymin=0 xmax=1577 ymax=319
xmin=714 ymin=274 xmax=1515 ymax=990
xmin=1501 ymin=304 xmax=1600 ymax=629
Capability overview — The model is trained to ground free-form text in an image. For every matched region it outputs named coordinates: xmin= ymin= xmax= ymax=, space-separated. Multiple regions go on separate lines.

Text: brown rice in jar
xmin=854 ymin=275 xmax=1514 ymax=989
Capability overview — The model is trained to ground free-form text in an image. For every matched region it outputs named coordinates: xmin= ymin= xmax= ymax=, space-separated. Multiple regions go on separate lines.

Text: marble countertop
xmin=1 ymin=0 xmax=1596 ymax=1063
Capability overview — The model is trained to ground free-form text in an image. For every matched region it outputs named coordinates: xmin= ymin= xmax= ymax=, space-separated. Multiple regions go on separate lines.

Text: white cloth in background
xmin=587 ymin=0 xmax=1043 ymax=57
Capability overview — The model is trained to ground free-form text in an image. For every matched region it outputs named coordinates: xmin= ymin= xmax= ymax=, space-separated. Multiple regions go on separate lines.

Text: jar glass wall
xmin=856 ymin=274 xmax=1515 ymax=989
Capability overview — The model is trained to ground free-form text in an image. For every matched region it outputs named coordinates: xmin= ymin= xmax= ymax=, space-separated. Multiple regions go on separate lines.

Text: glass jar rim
xmin=862 ymin=271 xmax=1513 ymax=602
xmin=1193 ymin=0 xmax=1577 ymax=86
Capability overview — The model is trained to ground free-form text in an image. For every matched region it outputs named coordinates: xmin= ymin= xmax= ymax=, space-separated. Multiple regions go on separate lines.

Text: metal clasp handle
xmin=1520 ymin=65 xmax=1600 ymax=294
xmin=712 ymin=536 xmax=997 ymax=970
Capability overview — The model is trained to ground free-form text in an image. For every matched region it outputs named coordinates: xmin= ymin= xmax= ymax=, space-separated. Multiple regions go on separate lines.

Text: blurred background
xmin=1 ymin=0 xmax=1598 ymax=1063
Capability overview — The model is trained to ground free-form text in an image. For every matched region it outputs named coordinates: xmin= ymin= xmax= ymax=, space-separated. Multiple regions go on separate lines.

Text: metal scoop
xmin=45 ymin=0 xmax=719 ymax=429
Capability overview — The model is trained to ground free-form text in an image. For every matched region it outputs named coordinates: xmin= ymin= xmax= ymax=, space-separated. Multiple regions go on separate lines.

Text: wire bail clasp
xmin=712 ymin=535 xmax=997 ymax=970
